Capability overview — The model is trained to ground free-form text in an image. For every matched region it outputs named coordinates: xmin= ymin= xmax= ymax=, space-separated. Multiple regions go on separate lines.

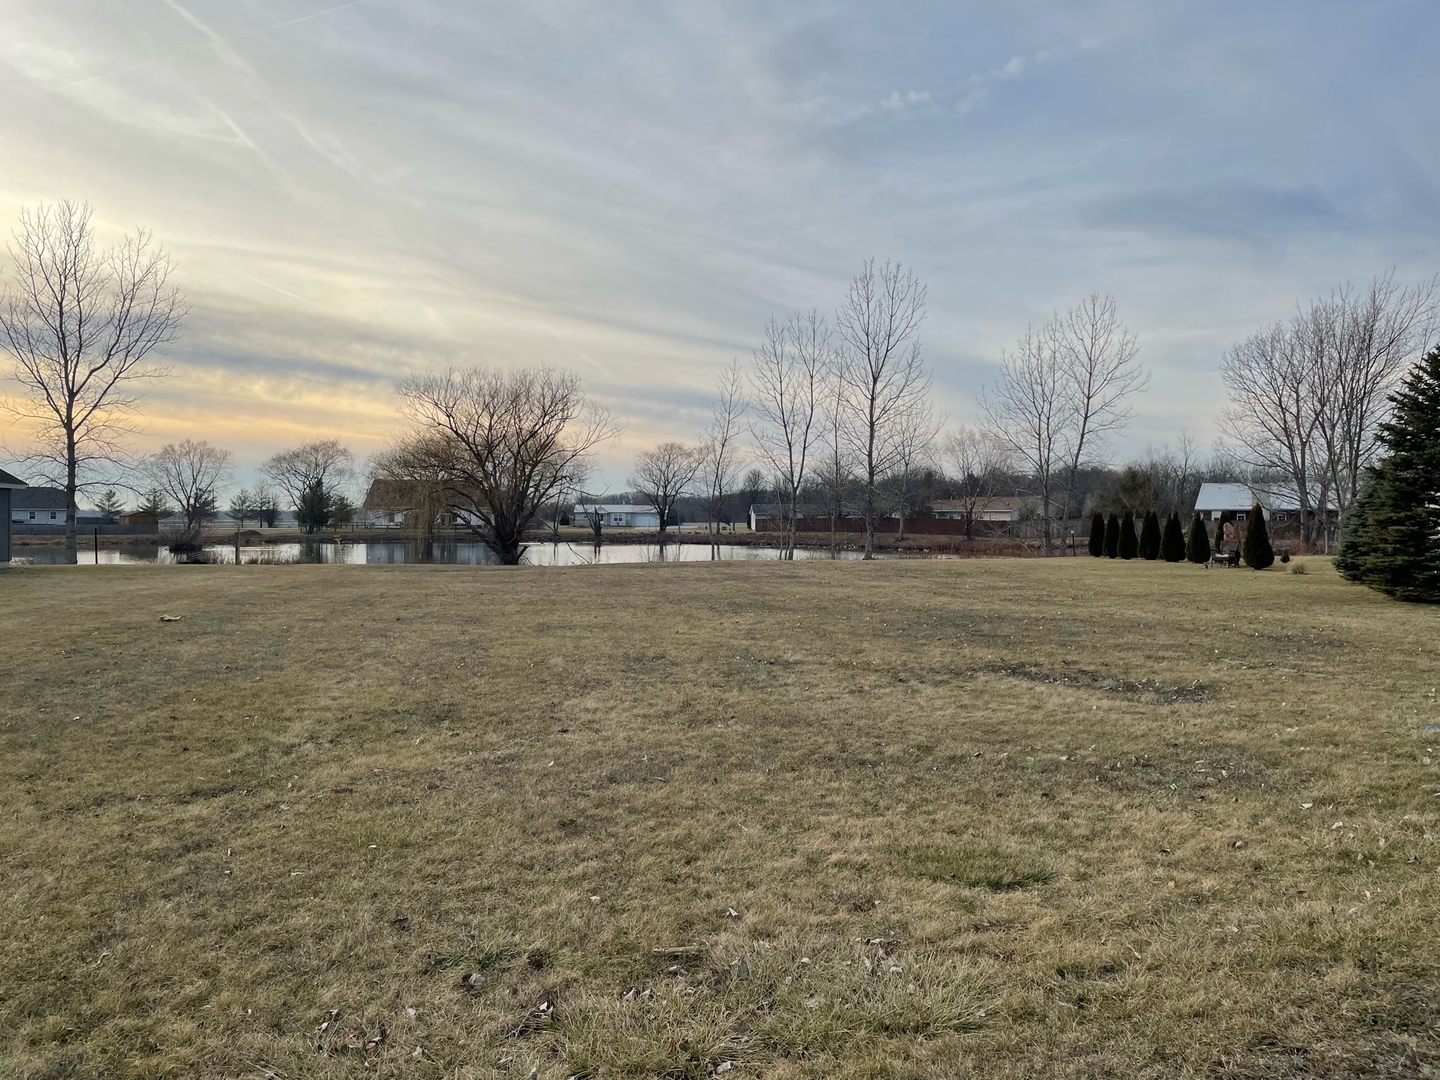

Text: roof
xmin=1195 ymin=482 xmax=1336 ymax=514
xmin=12 ymin=486 xmax=67 ymax=510
xmin=364 ymin=479 xmax=432 ymax=511
xmin=930 ymin=496 xmax=1034 ymax=513
xmin=575 ymin=503 xmax=658 ymax=515
xmin=0 ymin=467 xmax=27 ymax=489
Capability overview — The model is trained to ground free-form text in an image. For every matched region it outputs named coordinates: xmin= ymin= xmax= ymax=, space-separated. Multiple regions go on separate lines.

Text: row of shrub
xmin=1086 ymin=506 xmax=1275 ymax=568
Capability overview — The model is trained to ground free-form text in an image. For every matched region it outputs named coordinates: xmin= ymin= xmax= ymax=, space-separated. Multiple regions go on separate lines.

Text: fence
xmin=12 ymin=523 xmax=158 ymax=537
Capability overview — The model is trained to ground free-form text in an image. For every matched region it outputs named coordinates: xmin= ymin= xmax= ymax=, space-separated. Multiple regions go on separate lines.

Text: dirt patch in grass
xmin=979 ymin=662 xmax=1212 ymax=704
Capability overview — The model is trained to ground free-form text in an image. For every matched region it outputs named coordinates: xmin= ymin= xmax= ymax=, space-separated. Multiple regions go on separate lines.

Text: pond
xmin=16 ymin=540 xmax=878 ymax=567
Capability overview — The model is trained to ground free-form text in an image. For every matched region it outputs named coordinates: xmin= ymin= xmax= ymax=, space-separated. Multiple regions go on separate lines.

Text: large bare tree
xmin=982 ymin=321 xmax=1068 ymax=552
xmin=816 ymin=359 xmax=853 ymax=551
xmin=0 ymin=200 xmax=186 ymax=560
xmin=392 ymin=366 xmax=617 ymax=564
xmin=1056 ymin=294 xmax=1147 ymax=520
xmin=835 ymin=259 xmax=930 ymax=558
xmin=1222 ymin=273 xmax=1438 ymax=549
xmin=750 ymin=311 xmax=826 ymax=558
xmin=145 ymin=439 xmax=232 ymax=529
xmin=941 ymin=425 xmax=1011 ymax=539
xmin=261 ymin=439 xmax=354 ymax=534
xmin=699 ymin=360 xmax=748 ymax=542
xmin=984 ymin=295 xmax=1146 ymax=553
xmin=630 ymin=441 xmax=703 ymax=538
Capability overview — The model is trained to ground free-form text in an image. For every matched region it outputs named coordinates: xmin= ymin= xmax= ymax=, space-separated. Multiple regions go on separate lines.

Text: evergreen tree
xmin=1162 ymin=511 xmax=1186 ymax=562
xmin=1186 ymin=511 xmax=1211 ymax=564
xmin=1242 ymin=503 xmax=1274 ymax=569
xmin=139 ymin=489 xmax=173 ymax=518
xmin=1335 ymin=472 xmax=1380 ymax=581
xmin=95 ymin=489 xmax=125 ymax=518
xmin=1104 ymin=512 xmax=1120 ymax=558
xmin=296 ymin=480 xmax=331 ymax=534
xmin=1118 ymin=510 xmax=1139 ymax=559
xmin=1338 ymin=345 xmax=1440 ymax=601
xmin=1088 ymin=512 xmax=1105 ymax=557
xmin=1139 ymin=509 xmax=1161 ymax=560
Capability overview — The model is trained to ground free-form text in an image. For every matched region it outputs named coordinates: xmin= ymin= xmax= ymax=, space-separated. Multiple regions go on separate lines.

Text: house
xmin=363 ymin=479 xmax=428 ymax=527
xmin=929 ymin=496 xmax=1036 ymax=522
xmin=1193 ymin=482 xmax=1334 ymax=526
xmin=0 ymin=467 xmax=25 ymax=564
xmin=119 ymin=511 xmax=159 ymax=528
xmin=748 ymin=503 xmax=777 ymax=530
xmin=574 ymin=503 xmax=661 ymax=529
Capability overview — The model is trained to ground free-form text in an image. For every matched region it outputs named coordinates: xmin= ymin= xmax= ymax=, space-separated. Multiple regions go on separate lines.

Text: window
xmin=1236 ymin=512 xmax=1246 ymax=522
xmin=28 ymin=511 xmax=35 ymax=520
xmin=50 ymin=511 xmax=57 ymax=520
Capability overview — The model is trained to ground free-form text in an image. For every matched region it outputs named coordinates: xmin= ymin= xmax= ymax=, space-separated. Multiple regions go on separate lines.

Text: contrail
xmin=60 ymin=0 xmax=371 ymax=90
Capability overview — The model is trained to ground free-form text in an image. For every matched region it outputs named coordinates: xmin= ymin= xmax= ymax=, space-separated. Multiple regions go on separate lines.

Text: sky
xmin=2 ymin=0 xmax=1438 ymax=496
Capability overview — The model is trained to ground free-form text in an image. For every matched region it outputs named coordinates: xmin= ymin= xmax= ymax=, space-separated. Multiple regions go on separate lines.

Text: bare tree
xmin=0 ymin=200 xmax=186 ymax=561
xmin=391 ymin=366 xmax=617 ymax=564
xmin=885 ymin=401 xmax=940 ymax=541
xmin=699 ymin=360 xmax=748 ymax=542
xmin=941 ymin=426 xmax=1011 ymax=539
xmin=982 ymin=321 xmax=1068 ymax=552
xmin=817 ymin=360 xmax=853 ymax=550
xmin=630 ymin=441 xmax=703 ymax=537
xmin=145 ymin=439 xmax=232 ymax=529
xmin=750 ymin=312 xmax=826 ymax=558
xmin=1317 ymin=273 xmax=1439 ymax=528
xmin=835 ymin=259 xmax=930 ymax=558
xmin=261 ymin=439 xmax=354 ymax=534
xmin=984 ymin=296 xmax=1146 ymax=553
xmin=1056 ymin=294 xmax=1147 ymax=520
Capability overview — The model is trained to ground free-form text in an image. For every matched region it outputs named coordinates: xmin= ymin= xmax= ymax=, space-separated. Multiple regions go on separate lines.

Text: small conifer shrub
xmin=1242 ymin=503 xmax=1275 ymax=569
xmin=1104 ymin=513 xmax=1120 ymax=558
xmin=1186 ymin=511 xmax=1211 ymax=564
xmin=1161 ymin=512 xmax=1186 ymax=562
xmin=1088 ymin=512 xmax=1105 ymax=557
xmin=1118 ymin=510 xmax=1139 ymax=560
xmin=1139 ymin=509 xmax=1161 ymax=560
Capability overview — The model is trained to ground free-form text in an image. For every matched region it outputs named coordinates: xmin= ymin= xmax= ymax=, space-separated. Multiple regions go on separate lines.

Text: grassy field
xmin=1 ymin=556 xmax=1437 ymax=1079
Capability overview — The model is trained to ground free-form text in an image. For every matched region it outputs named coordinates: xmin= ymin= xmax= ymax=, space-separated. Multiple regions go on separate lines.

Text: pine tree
xmin=1118 ymin=510 xmax=1139 ymax=559
xmin=1186 ymin=511 xmax=1210 ymax=564
xmin=1162 ymin=511 xmax=1186 ymax=562
xmin=1088 ymin=512 xmax=1105 ymax=557
xmin=1338 ymin=345 xmax=1440 ymax=601
xmin=95 ymin=489 xmax=125 ymax=518
xmin=139 ymin=489 xmax=173 ymax=518
xmin=1242 ymin=503 xmax=1274 ymax=569
xmin=1139 ymin=509 xmax=1161 ymax=560
xmin=1335 ymin=471 xmax=1380 ymax=581
xmin=1104 ymin=512 xmax=1120 ymax=558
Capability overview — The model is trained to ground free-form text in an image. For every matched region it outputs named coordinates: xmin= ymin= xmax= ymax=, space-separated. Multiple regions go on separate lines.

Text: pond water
xmin=17 ymin=540 xmax=877 ymax=567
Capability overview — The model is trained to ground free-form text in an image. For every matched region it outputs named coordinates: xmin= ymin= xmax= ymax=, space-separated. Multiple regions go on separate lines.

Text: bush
xmin=1242 ymin=503 xmax=1275 ymax=569
xmin=1118 ymin=510 xmax=1138 ymax=560
xmin=1139 ymin=509 xmax=1161 ymax=560
xmin=1104 ymin=513 xmax=1120 ymax=559
xmin=1186 ymin=512 xmax=1210 ymax=564
xmin=1161 ymin=512 xmax=1186 ymax=562
xmin=1088 ymin=512 xmax=1105 ymax=558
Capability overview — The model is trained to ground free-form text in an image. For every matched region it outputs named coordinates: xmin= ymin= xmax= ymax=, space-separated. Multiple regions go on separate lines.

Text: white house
xmin=9 ymin=487 xmax=104 ymax=525
xmin=574 ymin=503 xmax=661 ymax=529
xmin=1193 ymin=482 xmax=1334 ymax=525
xmin=0 ymin=467 xmax=24 ymax=564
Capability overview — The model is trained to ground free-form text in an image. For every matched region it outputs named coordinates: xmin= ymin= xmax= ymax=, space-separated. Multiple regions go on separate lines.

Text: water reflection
xmin=17 ymin=540 xmax=874 ymax=567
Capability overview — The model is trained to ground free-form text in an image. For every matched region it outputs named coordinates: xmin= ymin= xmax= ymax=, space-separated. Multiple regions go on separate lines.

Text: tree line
xmin=3 ymin=199 xmax=1435 ymax=571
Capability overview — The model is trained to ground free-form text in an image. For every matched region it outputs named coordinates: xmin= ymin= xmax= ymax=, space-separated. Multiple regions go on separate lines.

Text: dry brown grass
xmin=1 ymin=556 xmax=1438 ymax=1078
